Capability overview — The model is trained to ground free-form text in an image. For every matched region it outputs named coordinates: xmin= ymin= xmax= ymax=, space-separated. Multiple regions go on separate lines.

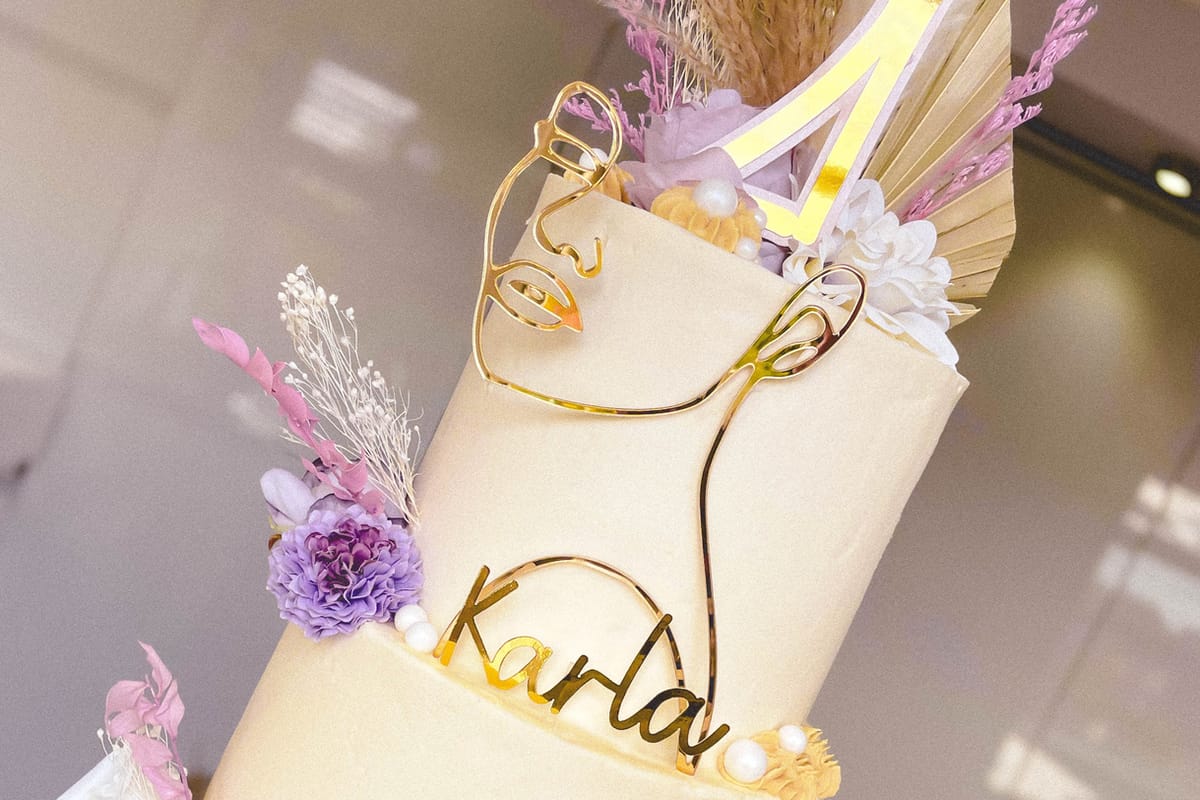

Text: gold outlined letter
xmin=710 ymin=0 xmax=954 ymax=246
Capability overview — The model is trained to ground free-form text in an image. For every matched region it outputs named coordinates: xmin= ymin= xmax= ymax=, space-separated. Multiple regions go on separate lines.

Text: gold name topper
xmin=436 ymin=566 xmax=731 ymax=771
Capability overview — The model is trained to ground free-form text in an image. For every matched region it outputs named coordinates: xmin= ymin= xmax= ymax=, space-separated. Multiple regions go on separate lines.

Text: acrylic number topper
xmin=710 ymin=0 xmax=958 ymax=247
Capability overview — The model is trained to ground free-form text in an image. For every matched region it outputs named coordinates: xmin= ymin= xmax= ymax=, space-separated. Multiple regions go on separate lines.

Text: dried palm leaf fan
xmin=692 ymin=0 xmax=1016 ymax=322
xmin=862 ymin=0 xmax=1016 ymax=322
xmin=863 ymin=0 xmax=1095 ymax=320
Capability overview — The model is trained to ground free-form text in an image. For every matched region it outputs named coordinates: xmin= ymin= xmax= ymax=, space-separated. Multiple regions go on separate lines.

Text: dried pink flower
xmin=902 ymin=0 xmax=1097 ymax=221
xmin=193 ymin=318 xmax=387 ymax=514
xmin=564 ymin=0 xmax=680 ymax=157
xmin=104 ymin=643 xmax=191 ymax=800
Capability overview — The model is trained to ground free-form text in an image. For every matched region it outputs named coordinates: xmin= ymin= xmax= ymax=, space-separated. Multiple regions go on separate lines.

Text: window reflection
xmin=289 ymin=60 xmax=419 ymax=163
xmin=1121 ymin=475 xmax=1200 ymax=560
xmin=987 ymin=734 xmax=1098 ymax=800
xmin=1094 ymin=544 xmax=1200 ymax=634
xmin=988 ymin=465 xmax=1200 ymax=798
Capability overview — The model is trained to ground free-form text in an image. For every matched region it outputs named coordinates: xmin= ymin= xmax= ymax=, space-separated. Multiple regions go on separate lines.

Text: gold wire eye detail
xmin=490 ymin=261 xmax=583 ymax=333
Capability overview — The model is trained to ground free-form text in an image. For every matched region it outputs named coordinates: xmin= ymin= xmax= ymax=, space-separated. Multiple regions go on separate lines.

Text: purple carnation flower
xmin=267 ymin=497 xmax=423 ymax=640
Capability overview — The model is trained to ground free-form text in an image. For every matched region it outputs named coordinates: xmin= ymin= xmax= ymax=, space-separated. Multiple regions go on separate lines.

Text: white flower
xmin=783 ymin=179 xmax=959 ymax=367
xmin=57 ymin=743 xmax=158 ymax=800
xmin=261 ymin=468 xmax=323 ymax=530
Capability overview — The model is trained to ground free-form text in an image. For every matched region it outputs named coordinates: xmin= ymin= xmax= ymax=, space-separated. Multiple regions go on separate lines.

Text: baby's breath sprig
xmin=97 ymin=730 xmax=171 ymax=800
xmin=278 ymin=266 xmax=419 ymax=524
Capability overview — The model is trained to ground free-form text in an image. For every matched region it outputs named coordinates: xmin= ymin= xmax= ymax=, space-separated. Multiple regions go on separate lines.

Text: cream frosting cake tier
xmin=208 ymin=623 xmax=778 ymax=800
xmin=208 ymin=175 xmax=967 ymax=797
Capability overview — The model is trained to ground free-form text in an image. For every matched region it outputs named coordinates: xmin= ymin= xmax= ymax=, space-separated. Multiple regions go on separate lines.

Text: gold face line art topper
xmin=471 ymin=82 xmax=869 ymax=417
xmin=465 ymin=80 xmax=868 ymax=777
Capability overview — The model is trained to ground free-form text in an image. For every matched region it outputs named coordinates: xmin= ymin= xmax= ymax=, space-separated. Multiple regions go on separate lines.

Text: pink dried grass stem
xmin=566 ymin=0 xmax=709 ymax=158
xmin=563 ymin=91 xmax=645 ymax=157
xmin=193 ymin=318 xmax=388 ymax=516
xmin=902 ymin=0 xmax=1097 ymax=221
xmin=625 ymin=19 xmax=677 ymax=116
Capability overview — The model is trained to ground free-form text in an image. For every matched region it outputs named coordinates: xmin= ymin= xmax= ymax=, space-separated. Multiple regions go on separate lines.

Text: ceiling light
xmin=1153 ymin=155 xmax=1196 ymax=199
xmin=1156 ymin=168 xmax=1192 ymax=198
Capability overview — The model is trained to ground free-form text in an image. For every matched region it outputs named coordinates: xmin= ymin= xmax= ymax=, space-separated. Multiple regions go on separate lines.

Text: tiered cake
xmin=189 ymin=0 xmax=1094 ymax=797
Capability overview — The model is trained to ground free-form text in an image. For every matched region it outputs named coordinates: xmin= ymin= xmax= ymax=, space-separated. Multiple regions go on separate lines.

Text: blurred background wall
xmin=0 ymin=1 xmax=1197 ymax=798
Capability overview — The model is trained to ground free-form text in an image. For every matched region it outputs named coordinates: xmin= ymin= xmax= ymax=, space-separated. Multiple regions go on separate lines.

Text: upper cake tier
xmin=415 ymin=174 xmax=966 ymax=770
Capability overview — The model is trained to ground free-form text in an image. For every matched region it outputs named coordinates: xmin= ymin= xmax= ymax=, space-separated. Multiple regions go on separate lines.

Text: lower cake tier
xmin=206 ymin=623 xmax=775 ymax=800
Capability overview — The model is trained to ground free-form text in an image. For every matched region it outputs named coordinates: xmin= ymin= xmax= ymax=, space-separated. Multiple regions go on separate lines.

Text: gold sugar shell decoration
xmin=719 ymin=726 xmax=842 ymax=800
xmin=650 ymin=185 xmax=762 ymax=255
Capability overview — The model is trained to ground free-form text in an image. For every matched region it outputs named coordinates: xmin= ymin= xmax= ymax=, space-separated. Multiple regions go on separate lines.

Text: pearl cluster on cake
xmin=695 ymin=179 xmax=760 ymax=261
xmin=721 ymin=722 xmax=811 ymax=784
xmin=777 ymin=724 xmax=810 ymax=754
xmin=692 ymin=177 xmax=739 ymax=217
xmin=650 ymin=178 xmax=763 ymax=261
xmin=723 ymin=738 xmax=770 ymax=784
xmin=394 ymin=603 xmax=439 ymax=653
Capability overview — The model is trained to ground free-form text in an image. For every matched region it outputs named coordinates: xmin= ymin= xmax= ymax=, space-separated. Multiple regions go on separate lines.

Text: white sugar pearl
xmin=393 ymin=604 xmax=428 ymax=634
xmin=723 ymin=739 xmax=768 ymax=784
xmin=404 ymin=621 xmax=439 ymax=653
xmin=752 ymin=207 xmax=768 ymax=228
xmin=692 ymin=178 xmax=739 ymax=218
xmin=734 ymin=236 xmax=759 ymax=260
xmin=778 ymin=724 xmax=809 ymax=754
xmin=579 ymin=148 xmax=608 ymax=170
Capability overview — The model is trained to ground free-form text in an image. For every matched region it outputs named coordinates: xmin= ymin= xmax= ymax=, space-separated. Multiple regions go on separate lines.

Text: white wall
xmin=814 ymin=152 xmax=1200 ymax=799
xmin=0 ymin=1 xmax=617 ymax=795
